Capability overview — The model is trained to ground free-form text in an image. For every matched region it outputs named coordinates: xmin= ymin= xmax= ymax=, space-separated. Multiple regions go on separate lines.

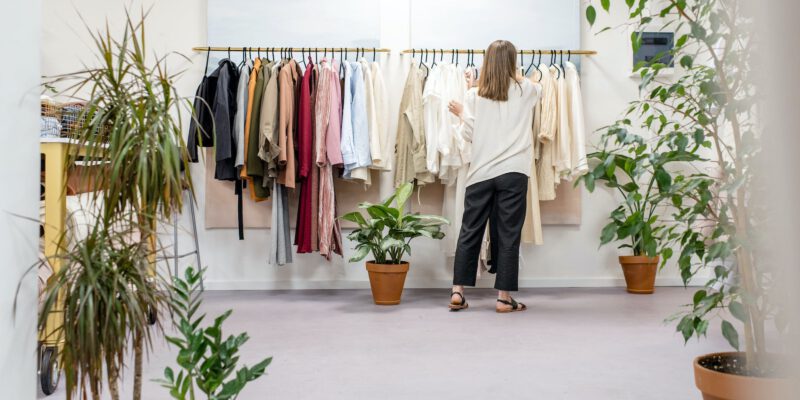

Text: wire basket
xmin=40 ymin=99 xmax=87 ymax=139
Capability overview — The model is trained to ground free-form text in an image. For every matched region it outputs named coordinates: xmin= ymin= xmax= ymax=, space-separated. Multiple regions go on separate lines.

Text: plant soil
xmin=698 ymin=353 xmax=786 ymax=378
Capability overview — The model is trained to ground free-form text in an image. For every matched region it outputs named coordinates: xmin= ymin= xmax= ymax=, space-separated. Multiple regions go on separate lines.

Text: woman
xmin=447 ymin=40 xmax=541 ymax=313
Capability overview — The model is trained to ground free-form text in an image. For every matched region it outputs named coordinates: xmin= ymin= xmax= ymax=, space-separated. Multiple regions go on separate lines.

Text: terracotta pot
xmin=365 ymin=262 xmax=409 ymax=305
xmin=618 ymin=255 xmax=659 ymax=294
xmin=694 ymin=352 xmax=791 ymax=400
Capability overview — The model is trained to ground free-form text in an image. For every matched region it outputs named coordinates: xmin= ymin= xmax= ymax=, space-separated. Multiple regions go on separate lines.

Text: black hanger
xmin=524 ymin=50 xmax=534 ymax=77
xmin=373 ymin=47 xmax=376 ymax=63
xmin=440 ymin=49 xmax=444 ymax=62
xmin=568 ymin=50 xmax=572 ymax=63
xmin=204 ymin=47 xmax=211 ymax=74
xmin=431 ymin=48 xmax=438 ymax=68
xmin=227 ymin=46 xmax=231 ymax=60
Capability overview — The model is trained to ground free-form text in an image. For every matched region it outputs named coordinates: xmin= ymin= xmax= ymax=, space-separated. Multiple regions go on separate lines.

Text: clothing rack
xmin=402 ymin=48 xmax=597 ymax=55
xmin=193 ymin=46 xmax=392 ymax=53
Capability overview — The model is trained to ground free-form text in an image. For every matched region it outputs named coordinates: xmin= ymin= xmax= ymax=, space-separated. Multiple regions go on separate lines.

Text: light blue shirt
xmin=340 ymin=61 xmax=355 ymax=169
xmin=342 ymin=61 xmax=372 ymax=178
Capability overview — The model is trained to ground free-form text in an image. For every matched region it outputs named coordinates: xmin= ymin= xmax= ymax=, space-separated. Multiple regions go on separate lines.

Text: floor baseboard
xmin=202 ymin=276 xmax=699 ymax=291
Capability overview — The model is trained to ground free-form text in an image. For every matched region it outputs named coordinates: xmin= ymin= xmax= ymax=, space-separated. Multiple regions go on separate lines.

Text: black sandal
xmin=496 ymin=298 xmax=527 ymax=313
xmin=449 ymin=292 xmax=469 ymax=311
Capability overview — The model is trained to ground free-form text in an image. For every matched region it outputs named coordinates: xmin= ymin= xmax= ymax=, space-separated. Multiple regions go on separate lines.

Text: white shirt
xmin=565 ymin=61 xmax=589 ymax=178
xmin=458 ymin=78 xmax=541 ymax=187
xmin=370 ymin=62 xmax=391 ymax=170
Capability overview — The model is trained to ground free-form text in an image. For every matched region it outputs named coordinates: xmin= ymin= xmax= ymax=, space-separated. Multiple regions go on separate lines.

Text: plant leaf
xmin=721 ymin=320 xmax=740 ymax=350
xmin=586 ymin=5 xmax=597 ymax=26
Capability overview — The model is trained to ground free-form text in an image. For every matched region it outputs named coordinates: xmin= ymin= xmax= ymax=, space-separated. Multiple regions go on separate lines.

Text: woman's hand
xmin=448 ymin=101 xmax=463 ymax=118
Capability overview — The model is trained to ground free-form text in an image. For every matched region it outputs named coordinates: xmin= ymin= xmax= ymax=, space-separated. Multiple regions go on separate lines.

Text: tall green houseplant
xmin=585 ymin=0 xmax=783 ymax=375
xmin=39 ymin=11 xmax=193 ymax=400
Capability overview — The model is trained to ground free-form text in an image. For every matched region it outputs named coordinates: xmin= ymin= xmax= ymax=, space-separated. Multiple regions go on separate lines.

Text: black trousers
xmin=453 ymin=172 xmax=528 ymax=291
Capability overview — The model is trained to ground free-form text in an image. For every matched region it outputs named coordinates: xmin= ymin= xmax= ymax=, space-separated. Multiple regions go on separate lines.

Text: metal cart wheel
xmin=39 ymin=346 xmax=60 ymax=395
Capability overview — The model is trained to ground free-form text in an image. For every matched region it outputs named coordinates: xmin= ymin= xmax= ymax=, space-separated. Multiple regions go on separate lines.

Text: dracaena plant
xmin=39 ymin=10 xmax=195 ymax=399
xmin=341 ymin=182 xmax=449 ymax=264
xmin=586 ymin=0 xmax=783 ymax=374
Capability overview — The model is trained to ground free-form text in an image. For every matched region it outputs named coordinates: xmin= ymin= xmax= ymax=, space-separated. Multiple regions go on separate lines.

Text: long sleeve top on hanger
xmin=278 ymin=59 xmax=300 ymax=188
xmin=295 ymin=57 xmax=315 ymax=254
xmin=344 ymin=61 xmax=372 ymax=182
xmin=553 ymin=65 xmax=572 ymax=181
xmin=258 ymin=60 xmax=281 ymax=184
xmin=339 ymin=61 xmax=355 ymax=172
xmin=316 ymin=59 xmax=343 ymax=260
xmin=438 ymin=64 xmax=468 ymax=184
xmin=234 ymin=60 xmax=252 ymax=170
xmin=422 ymin=66 xmax=444 ymax=176
xmin=456 ymin=78 xmax=541 ymax=187
xmin=565 ymin=61 xmax=589 ymax=179
xmin=536 ymin=64 xmax=558 ymax=201
xmin=359 ymin=58 xmax=382 ymax=170
xmin=246 ymin=58 xmax=270 ymax=200
xmin=394 ymin=61 xmax=434 ymax=187
xmin=240 ymin=57 xmax=261 ymax=185
xmin=369 ymin=61 xmax=391 ymax=171
xmin=188 ymin=65 xmax=218 ymax=162
xmin=211 ymin=59 xmax=240 ymax=181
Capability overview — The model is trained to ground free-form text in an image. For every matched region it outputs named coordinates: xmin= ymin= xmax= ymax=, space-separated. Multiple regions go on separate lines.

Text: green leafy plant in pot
xmin=579 ymin=133 xmax=694 ymax=293
xmin=587 ymin=1 xmax=791 ymax=399
xmin=341 ymin=182 xmax=449 ymax=305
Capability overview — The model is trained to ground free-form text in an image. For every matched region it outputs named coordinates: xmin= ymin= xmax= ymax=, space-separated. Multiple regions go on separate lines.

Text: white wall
xmin=41 ymin=0 xmax=700 ymax=290
xmin=1 ymin=1 xmax=41 ymax=399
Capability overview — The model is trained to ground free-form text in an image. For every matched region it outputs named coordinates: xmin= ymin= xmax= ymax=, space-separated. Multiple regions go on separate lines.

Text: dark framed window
xmin=633 ymin=32 xmax=674 ymax=67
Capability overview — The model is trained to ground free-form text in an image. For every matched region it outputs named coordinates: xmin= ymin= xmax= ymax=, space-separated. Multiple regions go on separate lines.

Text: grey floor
xmin=40 ymin=287 xmax=726 ymax=400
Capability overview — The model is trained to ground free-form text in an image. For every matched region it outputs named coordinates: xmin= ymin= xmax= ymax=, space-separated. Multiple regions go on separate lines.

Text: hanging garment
xmin=369 ymin=61 xmax=391 ymax=171
xmin=210 ymin=59 xmax=240 ymax=181
xmin=295 ymin=57 xmax=315 ymax=254
xmin=266 ymin=62 xmax=282 ymax=181
xmin=344 ymin=61 xmax=372 ymax=182
xmin=278 ymin=59 xmax=300 ymax=188
xmin=565 ymin=61 xmax=589 ymax=179
xmin=246 ymin=58 xmax=270 ymax=200
xmin=339 ymin=61 xmax=355 ymax=174
xmin=421 ymin=65 xmax=444 ymax=176
xmin=438 ymin=63 xmax=468 ymax=184
xmin=188 ymin=63 xmax=218 ymax=162
xmin=359 ymin=58 xmax=380 ymax=168
xmin=553 ymin=65 xmax=572 ymax=181
xmin=309 ymin=64 xmax=321 ymax=252
xmin=240 ymin=57 xmax=262 ymax=186
xmin=268 ymin=180 xmax=292 ymax=265
xmin=536 ymin=64 xmax=558 ymax=201
xmin=315 ymin=59 xmax=343 ymax=259
xmin=394 ymin=60 xmax=434 ymax=187
xmin=234 ymin=59 xmax=252 ymax=170
xmin=521 ymin=76 xmax=545 ymax=245
xmin=258 ymin=60 xmax=281 ymax=189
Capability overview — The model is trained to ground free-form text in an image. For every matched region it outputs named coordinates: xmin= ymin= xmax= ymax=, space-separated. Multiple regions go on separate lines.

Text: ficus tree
xmin=584 ymin=0 xmax=782 ymax=373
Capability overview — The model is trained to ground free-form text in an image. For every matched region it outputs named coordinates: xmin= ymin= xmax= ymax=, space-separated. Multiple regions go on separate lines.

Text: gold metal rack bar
xmin=193 ymin=46 xmax=392 ymax=53
xmin=402 ymin=49 xmax=597 ymax=55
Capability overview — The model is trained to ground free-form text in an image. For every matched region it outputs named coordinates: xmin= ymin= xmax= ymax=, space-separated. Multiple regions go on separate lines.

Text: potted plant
xmin=342 ymin=183 xmax=449 ymax=305
xmin=587 ymin=1 xmax=791 ymax=398
xmin=579 ymin=145 xmax=691 ymax=294
xmin=38 ymin=12 xmax=193 ymax=400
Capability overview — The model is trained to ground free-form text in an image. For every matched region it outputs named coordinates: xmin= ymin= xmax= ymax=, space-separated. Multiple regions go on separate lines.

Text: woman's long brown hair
xmin=478 ymin=40 xmax=520 ymax=101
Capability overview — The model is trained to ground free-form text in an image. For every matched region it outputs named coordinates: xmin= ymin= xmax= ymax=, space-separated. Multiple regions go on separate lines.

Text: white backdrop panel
xmin=208 ymin=0 xmax=381 ymax=48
